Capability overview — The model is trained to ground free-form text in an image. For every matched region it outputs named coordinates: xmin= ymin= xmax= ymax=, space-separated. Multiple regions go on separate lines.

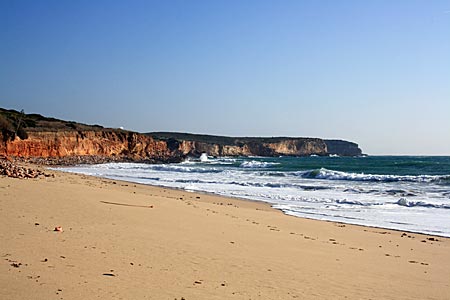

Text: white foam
xmin=302 ymin=168 xmax=445 ymax=183
xmin=199 ymin=153 xmax=209 ymax=162
xmin=57 ymin=161 xmax=450 ymax=237
xmin=240 ymin=160 xmax=279 ymax=168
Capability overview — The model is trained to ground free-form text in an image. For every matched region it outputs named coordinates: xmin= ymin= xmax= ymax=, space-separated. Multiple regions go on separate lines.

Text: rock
xmin=325 ymin=140 xmax=363 ymax=156
xmin=0 ymin=158 xmax=50 ymax=179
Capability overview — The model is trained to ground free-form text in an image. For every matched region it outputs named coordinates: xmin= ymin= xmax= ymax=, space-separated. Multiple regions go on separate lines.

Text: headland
xmin=1 ymin=108 xmax=362 ymax=165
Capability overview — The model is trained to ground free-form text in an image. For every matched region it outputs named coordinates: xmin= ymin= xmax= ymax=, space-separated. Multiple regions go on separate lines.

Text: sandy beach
xmin=1 ymin=168 xmax=449 ymax=300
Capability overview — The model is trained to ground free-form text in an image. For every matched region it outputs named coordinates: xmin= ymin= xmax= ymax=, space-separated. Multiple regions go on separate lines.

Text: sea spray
xmin=199 ymin=153 xmax=209 ymax=162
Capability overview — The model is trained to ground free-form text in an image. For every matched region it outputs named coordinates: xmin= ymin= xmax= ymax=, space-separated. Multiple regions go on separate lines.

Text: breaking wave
xmin=147 ymin=164 xmax=223 ymax=173
xmin=396 ymin=198 xmax=450 ymax=209
xmin=335 ymin=199 xmax=382 ymax=206
xmin=300 ymin=168 xmax=449 ymax=183
xmin=240 ymin=160 xmax=279 ymax=168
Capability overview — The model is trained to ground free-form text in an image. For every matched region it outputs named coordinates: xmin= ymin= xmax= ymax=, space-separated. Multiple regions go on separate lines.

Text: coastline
xmin=58 ymin=167 xmax=450 ymax=239
xmin=56 ymin=156 xmax=450 ymax=238
xmin=1 ymin=166 xmax=449 ymax=299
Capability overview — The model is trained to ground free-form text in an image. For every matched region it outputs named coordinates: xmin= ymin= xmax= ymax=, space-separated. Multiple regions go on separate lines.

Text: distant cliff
xmin=325 ymin=140 xmax=363 ymax=156
xmin=149 ymin=132 xmax=363 ymax=157
xmin=149 ymin=132 xmax=329 ymax=157
xmin=0 ymin=108 xmax=363 ymax=163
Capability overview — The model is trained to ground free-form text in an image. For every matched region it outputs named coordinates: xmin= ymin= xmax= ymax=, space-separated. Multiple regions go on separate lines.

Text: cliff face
xmin=0 ymin=131 xmax=333 ymax=162
xmin=264 ymin=139 xmax=328 ymax=156
xmin=150 ymin=132 xmax=363 ymax=157
xmin=176 ymin=138 xmax=327 ymax=157
xmin=0 ymin=131 xmax=181 ymax=162
xmin=325 ymin=140 xmax=362 ymax=156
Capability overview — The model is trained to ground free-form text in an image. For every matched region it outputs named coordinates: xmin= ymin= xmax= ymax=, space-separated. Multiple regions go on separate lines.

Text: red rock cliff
xmin=0 ymin=131 xmax=178 ymax=162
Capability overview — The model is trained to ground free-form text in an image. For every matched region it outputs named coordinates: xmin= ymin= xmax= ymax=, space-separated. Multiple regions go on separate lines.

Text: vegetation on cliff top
xmin=0 ymin=109 xmax=28 ymax=140
xmin=0 ymin=108 xmax=114 ymax=142
xmin=148 ymin=132 xmax=323 ymax=145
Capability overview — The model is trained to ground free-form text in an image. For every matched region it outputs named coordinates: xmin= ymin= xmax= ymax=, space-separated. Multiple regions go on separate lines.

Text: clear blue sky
xmin=1 ymin=0 xmax=449 ymax=155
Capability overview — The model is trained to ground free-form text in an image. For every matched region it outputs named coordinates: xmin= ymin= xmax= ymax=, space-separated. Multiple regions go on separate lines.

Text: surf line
xmin=100 ymin=201 xmax=153 ymax=208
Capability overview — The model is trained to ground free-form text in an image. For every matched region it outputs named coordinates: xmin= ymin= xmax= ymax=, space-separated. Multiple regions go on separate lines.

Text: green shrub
xmin=17 ymin=127 xmax=28 ymax=139
xmin=0 ymin=114 xmax=14 ymax=132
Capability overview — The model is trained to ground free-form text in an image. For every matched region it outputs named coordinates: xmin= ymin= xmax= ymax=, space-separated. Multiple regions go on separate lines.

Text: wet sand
xmin=1 ymin=169 xmax=449 ymax=299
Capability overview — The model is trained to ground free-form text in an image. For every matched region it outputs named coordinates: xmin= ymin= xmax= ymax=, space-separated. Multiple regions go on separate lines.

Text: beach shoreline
xmin=56 ymin=167 xmax=450 ymax=239
xmin=57 ymin=156 xmax=450 ymax=238
xmin=1 ymin=166 xmax=449 ymax=299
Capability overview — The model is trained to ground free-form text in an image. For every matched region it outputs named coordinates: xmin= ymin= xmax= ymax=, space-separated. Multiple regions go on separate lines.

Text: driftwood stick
xmin=100 ymin=201 xmax=153 ymax=208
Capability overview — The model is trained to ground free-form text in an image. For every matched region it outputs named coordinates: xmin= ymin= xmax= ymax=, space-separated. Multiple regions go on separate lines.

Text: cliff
xmin=0 ymin=130 xmax=181 ymax=163
xmin=325 ymin=140 xmax=363 ymax=156
xmin=0 ymin=108 xmax=363 ymax=163
xmin=0 ymin=130 xmax=330 ymax=162
xmin=149 ymin=132 xmax=363 ymax=157
xmin=174 ymin=138 xmax=328 ymax=157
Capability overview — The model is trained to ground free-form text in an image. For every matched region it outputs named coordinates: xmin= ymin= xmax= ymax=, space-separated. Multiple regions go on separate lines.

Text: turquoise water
xmin=224 ymin=155 xmax=450 ymax=177
xmin=61 ymin=155 xmax=450 ymax=237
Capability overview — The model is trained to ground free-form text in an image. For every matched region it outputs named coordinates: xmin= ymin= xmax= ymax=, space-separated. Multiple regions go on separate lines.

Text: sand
xmin=1 ymin=168 xmax=449 ymax=299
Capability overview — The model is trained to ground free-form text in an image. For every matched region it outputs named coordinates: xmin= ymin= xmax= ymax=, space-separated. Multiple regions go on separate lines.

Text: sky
xmin=1 ymin=0 xmax=449 ymax=155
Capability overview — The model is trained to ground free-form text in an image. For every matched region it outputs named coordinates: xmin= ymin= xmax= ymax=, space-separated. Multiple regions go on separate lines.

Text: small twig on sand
xmin=100 ymin=201 xmax=153 ymax=208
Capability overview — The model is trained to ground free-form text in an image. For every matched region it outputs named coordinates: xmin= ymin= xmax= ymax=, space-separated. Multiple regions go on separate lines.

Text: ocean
xmin=60 ymin=155 xmax=450 ymax=237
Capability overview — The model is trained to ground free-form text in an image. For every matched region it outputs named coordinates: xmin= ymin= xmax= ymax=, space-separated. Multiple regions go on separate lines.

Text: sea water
xmin=60 ymin=156 xmax=450 ymax=237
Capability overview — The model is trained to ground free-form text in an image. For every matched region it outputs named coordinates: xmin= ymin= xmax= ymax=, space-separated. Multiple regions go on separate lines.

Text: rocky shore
xmin=10 ymin=155 xmax=164 ymax=166
xmin=0 ymin=157 xmax=52 ymax=179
